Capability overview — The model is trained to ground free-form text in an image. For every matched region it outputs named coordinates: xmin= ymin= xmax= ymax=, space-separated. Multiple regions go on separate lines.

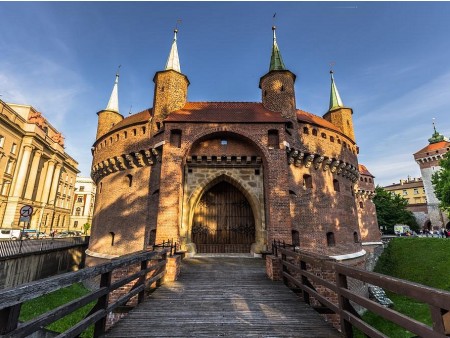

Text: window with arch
xmin=292 ymin=230 xmax=300 ymax=247
xmin=330 ymin=136 xmax=334 ymax=142
xmin=337 ymin=139 xmax=341 ymax=144
xmin=110 ymin=137 xmax=113 ymax=144
xmin=364 ymin=177 xmax=368 ymax=182
xmin=312 ymin=129 xmax=318 ymax=136
xmin=75 ymin=207 xmax=81 ymax=216
xmin=326 ymin=232 xmax=335 ymax=247
xmin=303 ymin=174 xmax=313 ymax=189
xmin=110 ymin=232 xmax=115 ymax=246
xmin=333 ymin=179 xmax=340 ymax=192
xmin=303 ymin=127 xmax=309 ymax=134
xmin=142 ymin=126 xmax=146 ymax=134
xmin=99 ymin=182 xmax=102 ymax=193
xmin=268 ymin=129 xmax=279 ymax=149
xmin=359 ymin=201 xmax=364 ymax=209
xmin=369 ymin=178 xmax=372 ymax=183
xmin=126 ymin=174 xmax=133 ymax=187
xmin=116 ymin=134 xmax=119 ymax=141
xmin=124 ymin=131 xmax=128 ymax=139
xmin=133 ymin=129 xmax=137 ymax=136
xmin=321 ymin=132 xmax=327 ymax=139
xmin=170 ymin=129 xmax=182 ymax=148
xmin=353 ymin=231 xmax=359 ymax=243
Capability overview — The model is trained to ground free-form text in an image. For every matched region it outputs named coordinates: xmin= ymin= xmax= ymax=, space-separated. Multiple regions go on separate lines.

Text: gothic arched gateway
xmin=192 ymin=181 xmax=255 ymax=253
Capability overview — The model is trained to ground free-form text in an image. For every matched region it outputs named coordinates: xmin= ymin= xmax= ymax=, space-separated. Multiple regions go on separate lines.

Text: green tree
xmin=373 ymin=186 xmax=419 ymax=234
xmin=432 ymin=151 xmax=450 ymax=217
xmin=83 ymin=223 xmax=91 ymax=235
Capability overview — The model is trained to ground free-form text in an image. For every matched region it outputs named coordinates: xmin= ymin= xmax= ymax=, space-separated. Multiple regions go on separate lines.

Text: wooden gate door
xmin=192 ymin=181 xmax=255 ymax=253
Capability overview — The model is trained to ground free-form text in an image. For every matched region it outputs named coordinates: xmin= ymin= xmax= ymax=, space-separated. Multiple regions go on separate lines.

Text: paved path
xmin=103 ymin=256 xmax=340 ymax=337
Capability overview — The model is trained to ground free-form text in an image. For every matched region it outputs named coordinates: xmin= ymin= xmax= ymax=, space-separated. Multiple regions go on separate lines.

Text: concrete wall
xmin=0 ymin=245 xmax=86 ymax=289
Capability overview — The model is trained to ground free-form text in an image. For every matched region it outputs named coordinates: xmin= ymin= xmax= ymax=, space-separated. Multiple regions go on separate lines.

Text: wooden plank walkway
xmin=103 ymin=256 xmax=340 ymax=337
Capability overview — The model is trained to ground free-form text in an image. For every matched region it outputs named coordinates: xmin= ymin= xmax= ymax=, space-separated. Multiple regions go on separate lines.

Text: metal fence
xmin=0 ymin=236 xmax=89 ymax=258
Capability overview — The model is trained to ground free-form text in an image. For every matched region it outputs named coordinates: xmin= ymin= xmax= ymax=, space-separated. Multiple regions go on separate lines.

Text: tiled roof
xmin=358 ymin=164 xmax=375 ymax=178
xmin=384 ymin=181 xmax=424 ymax=189
xmin=413 ymin=141 xmax=450 ymax=156
xmin=108 ymin=109 xmax=152 ymax=133
xmin=104 ymin=102 xmax=345 ymax=136
xmin=165 ymin=102 xmax=287 ymax=123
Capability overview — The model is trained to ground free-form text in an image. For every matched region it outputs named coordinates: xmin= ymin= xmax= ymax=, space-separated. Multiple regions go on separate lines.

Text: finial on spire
xmin=269 ymin=18 xmax=286 ymax=71
xmin=165 ymin=22 xmax=181 ymax=73
xmin=328 ymin=67 xmax=344 ymax=111
xmin=428 ymin=117 xmax=448 ymax=144
xmin=106 ymin=67 xmax=120 ymax=113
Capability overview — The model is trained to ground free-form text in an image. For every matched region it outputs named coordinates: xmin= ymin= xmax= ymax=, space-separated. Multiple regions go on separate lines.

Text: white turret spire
xmin=165 ymin=29 xmax=181 ymax=72
xmin=106 ymin=67 xmax=120 ymax=113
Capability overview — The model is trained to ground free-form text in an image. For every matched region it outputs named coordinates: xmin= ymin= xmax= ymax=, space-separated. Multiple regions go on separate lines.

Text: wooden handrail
xmin=274 ymin=245 xmax=450 ymax=338
xmin=0 ymin=249 xmax=170 ymax=337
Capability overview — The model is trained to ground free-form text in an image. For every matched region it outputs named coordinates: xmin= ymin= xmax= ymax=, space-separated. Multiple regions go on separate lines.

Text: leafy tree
xmin=83 ymin=223 xmax=91 ymax=235
xmin=432 ymin=151 xmax=450 ymax=217
xmin=373 ymin=186 xmax=419 ymax=234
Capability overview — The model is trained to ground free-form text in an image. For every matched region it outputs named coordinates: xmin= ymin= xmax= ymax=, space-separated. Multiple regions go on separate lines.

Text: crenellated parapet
xmin=356 ymin=189 xmax=376 ymax=200
xmin=91 ymin=147 xmax=161 ymax=183
xmin=287 ymin=147 xmax=359 ymax=183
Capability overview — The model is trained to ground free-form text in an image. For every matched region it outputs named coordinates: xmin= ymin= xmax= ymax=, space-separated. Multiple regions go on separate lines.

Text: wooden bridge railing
xmin=274 ymin=245 xmax=450 ymax=338
xmin=0 ymin=249 xmax=169 ymax=338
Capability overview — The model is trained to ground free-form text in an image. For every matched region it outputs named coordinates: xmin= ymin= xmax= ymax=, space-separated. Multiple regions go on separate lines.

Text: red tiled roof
xmin=108 ymin=109 xmax=152 ymax=133
xmin=165 ymin=102 xmax=287 ymax=123
xmin=358 ymin=164 xmax=374 ymax=177
xmin=296 ymin=110 xmax=342 ymax=134
xmin=413 ymin=141 xmax=450 ymax=156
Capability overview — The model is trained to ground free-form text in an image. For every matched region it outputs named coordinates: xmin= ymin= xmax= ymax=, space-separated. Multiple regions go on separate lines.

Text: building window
xmin=321 ymin=133 xmax=327 ymax=139
xmin=414 ymin=188 xmax=419 ymax=195
xmin=268 ymin=129 xmax=279 ymax=149
xmin=79 ymin=186 xmax=85 ymax=192
xmin=75 ymin=207 xmax=81 ymax=216
xmin=170 ymin=129 xmax=182 ymax=148
xmin=368 ymin=178 xmax=372 ymax=183
xmin=142 ymin=126 xmax=146 ymax=134
xmin=126 ymin=174 xmax=133 ymax=187
xmin=124 ymin=131 xmax=128 ymax=139
xmin=333 ymin=179 xmax=340 ymax=192
xmin=402 ymin=189 xmax=407 ymax=196
xmin=110 ymin=232 xmax=115 ymax=246
xmin=221 ymin=140 xmax=227 ymax=145
xmin=353 ymin=231 xmax=359 ymax=243
xmin=326 ymin=232 xmax=335 ymax=247
xmin=77 ymin=196 xmax=83 ymax=203
xmin=0 ymin=136 xmax=4 ymax=148
xmin=1 ymin=181 xmax=10 ymax=195
xmin=337 ymin=139 xmax=341 ymax=144
xmin=133 ymin=129 xmax=137 ymax=136
xmin=303 ymin=127 xmax=309 ymax=134
xmin=330 ymin=136 xmax=334 ymax=142
xmin=292 ymin=230 xmax=300 ymax=247
xmin=303 ymin=174 xmax=312 ymax=189
xmin=5 ymin=159 xmax=14 ymax=175
xmin=74 ymin=221 xmax=78 ymax=228
xmin=312 ymin=129 xmax=318 ymax=136
xmin=359 ymin=201 xmax=364 ymax=209
xmin=10 ymin=143 xmax=17 ymax=154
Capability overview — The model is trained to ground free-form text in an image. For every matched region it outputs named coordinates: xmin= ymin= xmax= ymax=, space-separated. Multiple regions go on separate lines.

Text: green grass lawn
xmin=355 ymin=238 xmax=450 ymax=337
xmin=20 ymin=282 xmax=95 ymax=337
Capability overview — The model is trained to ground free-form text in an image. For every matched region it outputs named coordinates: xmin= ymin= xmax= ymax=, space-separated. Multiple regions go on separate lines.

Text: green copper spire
xmin=428 ymin=118 xmax=448 ymax=144
xmin=269 ymin=26 xmax=286 ymax=71
xmin=328 ymin=70 xmax=344 ymax=111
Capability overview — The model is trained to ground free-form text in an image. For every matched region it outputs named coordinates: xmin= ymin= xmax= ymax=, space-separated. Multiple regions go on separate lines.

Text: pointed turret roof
xmin=105 ymin=69 xmax=119 ymax=113
xmin=269 ymin=26 xmax=286 ymax=71
xmin=428 ymin=119 xmax=448 ymax=144
xmin=165 ymin=29 xmax=181 ymax=72
xmin=328 ymin=70 xmax=344 ymax=111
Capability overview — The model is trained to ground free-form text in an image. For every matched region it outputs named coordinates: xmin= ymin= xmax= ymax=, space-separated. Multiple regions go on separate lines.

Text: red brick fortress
xmin=87 ymin=27 xmax=381 ymax=262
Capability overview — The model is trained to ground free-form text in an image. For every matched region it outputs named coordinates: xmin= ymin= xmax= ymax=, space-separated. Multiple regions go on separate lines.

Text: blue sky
xmin=1 ymin=2 xmax=450 ymax=186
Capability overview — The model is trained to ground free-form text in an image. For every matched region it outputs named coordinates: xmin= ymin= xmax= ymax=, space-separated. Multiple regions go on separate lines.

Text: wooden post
xmin=138 ymin=258 xmax=148 ymax=304
xmin=94 ymin=270 xmax=112 ymax=338
xmin=336 ymin=269 xmax=353 ymax=338
xmin=0 ymin=304 xmax=21 ymax=334
xmin=281 ymin=251 xmax=288 ymax=286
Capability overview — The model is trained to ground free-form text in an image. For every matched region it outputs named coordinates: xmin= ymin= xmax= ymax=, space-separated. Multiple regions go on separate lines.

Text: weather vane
xmin=329 ymin=61 xmax=336 ymax=73
xmin=116 ymin=65 xmax=121 ymax=76
xmin=128 ymin=105 xmax=133 ymax=115
xmin=272 ymin=13 xmax=277 ymax=26
xmin=175 ymin=19 xmax=182 ymax=31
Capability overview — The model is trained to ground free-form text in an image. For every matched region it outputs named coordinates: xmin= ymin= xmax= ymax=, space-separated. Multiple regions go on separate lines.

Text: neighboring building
xmin=0 ymin=100 xmax=79 ymax=233
xmin=69 ymin=177 xmax=96 ymax=234
xmin=383 ymin=177 xmax=428 ymax=228
xmin=413 ymin=125 xmax=450 ymax=230
xmin=88 ymin=27 xmax=381 ymax=262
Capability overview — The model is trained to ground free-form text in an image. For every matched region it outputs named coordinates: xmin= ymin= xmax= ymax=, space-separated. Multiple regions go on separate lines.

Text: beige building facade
xmin=0 ymin=100 xmax=79 ymax=233
xmin=70 ymin=177 xmax=96 ymax=234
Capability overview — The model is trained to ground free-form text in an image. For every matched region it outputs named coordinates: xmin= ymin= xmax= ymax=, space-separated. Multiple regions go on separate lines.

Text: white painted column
xmin=48 ymin=164 xmax=62 ymax=206
xmin=24 ymin=150 xmax=43 ymax=200
xmin=11 ymin=145 xmax=33 ymax=198
xmin=40 ymin=160 xmax=56 ymax=204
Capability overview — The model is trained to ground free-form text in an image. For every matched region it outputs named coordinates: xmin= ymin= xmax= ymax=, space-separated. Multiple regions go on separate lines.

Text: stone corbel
xmin=109 ymin=158 xmax=119 ymax=171
xmin=135 ymin=152 xmax=145 ymax=166
xmin=124 ymin=154 xmax=135 ymax=168
xmin=151 ymin=148 xmax=160 ymax=162
xmin=304 ymin=154 xmax=315 ymax=168
xmin=330 ymin=160 xmax=340 ymax=173
xmin=115 ymin=156 xmax=127 ymax=169
xmin=313 ymin=155 xmax=324 ymax=170
xmin=322 ymin=158 xmax=332 ymax=171
xmin=337 ymin=162 xmax=346 ymax=175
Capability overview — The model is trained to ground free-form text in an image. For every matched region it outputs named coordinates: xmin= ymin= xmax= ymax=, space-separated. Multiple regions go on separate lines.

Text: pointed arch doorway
xmin=192 ymin=181 xmax=255 ymax=253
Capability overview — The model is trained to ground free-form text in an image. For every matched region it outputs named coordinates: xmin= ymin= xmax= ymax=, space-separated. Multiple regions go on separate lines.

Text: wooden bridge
xmin=103 ymin=255 xmax=340 ymax=337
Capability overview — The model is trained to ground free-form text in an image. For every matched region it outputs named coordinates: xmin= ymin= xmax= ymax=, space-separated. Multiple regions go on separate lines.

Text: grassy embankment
xmin=19 ymin=282 xmax=94 ymax=337
xmin=357 ymin=238 xmax=450 ymax=337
